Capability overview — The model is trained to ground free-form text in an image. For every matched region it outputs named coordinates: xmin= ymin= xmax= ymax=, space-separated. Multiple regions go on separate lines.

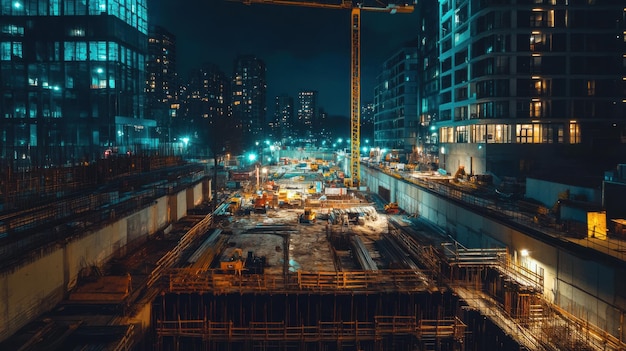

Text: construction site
xmin=0 ymin=155 xmax=625 ymax=351
xmin=144 ymin=159 xmax=568 ymax=351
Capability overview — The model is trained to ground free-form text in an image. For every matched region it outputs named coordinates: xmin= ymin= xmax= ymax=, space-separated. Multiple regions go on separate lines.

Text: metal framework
xmin=230 ymin=0 xmax=414 ymax=187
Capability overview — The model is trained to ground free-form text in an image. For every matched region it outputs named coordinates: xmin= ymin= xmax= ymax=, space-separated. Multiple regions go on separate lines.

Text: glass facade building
xmin=0 ymin=0 xmax=151 ymax=168
xmin=436 ymin=0 xmax=626 ymax=177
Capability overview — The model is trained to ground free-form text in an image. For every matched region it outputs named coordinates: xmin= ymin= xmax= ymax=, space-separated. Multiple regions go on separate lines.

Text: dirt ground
xmin=221 ymin=204 xmax=389 ymax=274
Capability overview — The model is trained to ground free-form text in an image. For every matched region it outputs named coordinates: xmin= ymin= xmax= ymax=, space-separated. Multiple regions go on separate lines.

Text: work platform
xmin=166 ymin=269 xmax=429 ymax=294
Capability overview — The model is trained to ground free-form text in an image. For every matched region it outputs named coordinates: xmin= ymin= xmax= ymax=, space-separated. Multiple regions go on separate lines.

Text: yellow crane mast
xmin=229 ymin=0 xmax=414 ymax=187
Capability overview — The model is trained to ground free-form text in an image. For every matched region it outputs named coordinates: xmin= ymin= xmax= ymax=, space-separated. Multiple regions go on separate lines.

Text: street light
xmin=256 ymin=165 xmax=268 ymax=192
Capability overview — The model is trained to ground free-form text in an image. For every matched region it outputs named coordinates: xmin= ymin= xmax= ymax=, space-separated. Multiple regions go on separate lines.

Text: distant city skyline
xmin=147 ymin=0 xmax=420 ymax=117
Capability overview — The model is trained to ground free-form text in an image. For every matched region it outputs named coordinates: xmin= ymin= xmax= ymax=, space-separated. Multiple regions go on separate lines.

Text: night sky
xmin=148 ymin=0 xmax=420 ymax=117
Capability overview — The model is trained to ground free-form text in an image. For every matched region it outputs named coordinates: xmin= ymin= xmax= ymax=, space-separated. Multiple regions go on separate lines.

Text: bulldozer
xmin=299 ymin=208 xmax=316 ymax=224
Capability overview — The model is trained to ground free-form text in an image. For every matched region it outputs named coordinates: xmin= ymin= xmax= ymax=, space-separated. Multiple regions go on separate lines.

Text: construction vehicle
xmin=253 ymin=193 xmax=268 ymax=213
xmin=299 ymin=208 xmax=316 ymax=224
xmin=288 ymin=195 xmax=302 ymax=208
xmin=230 ymin=0 xmax=414 ymax=187
xmin=307 ymin=183 xmax=317 ymax=194
xmin=277 ymin=189 xmax=288 ymax=207
xmin=220 ymin=248 xmax=245 ymax=275
xmin=228 ymin=196 xmax=242 ymax=214
xmin=384 ymin=202 xmax=400 ymax=214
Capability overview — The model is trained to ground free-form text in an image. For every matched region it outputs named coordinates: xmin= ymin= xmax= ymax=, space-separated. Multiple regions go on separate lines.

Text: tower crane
xmin=228 ymin=0 xmax=414 ymax=187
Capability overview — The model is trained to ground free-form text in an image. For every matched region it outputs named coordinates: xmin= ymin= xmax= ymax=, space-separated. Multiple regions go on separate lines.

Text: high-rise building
xmin=0 ymin=0 xmax=151 ymax=167
xmin=274 ymin=94 xmax=294 ymax=143
xmin=297 ymin=90 xmax=318 ymax=139
xmin=416 ymin=0 xmax=440 ymax=164
xmin=146 ymin=25 xmax=176 ymax=145
xmin=436 ymin=1 xmax=626 ymax=178
xmin=374 ymin=45 xmax=419 ymax=161
xmin=360 ymin=102 xmax=375 ymax=145
xmin=180 ymin=63 xmax=232 ymax=155
xmin=232 ymin=55 xmax=267 ymax=148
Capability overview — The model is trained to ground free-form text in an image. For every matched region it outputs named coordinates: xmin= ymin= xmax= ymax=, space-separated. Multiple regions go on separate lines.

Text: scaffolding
xmin=153 ymin=287 xmax=467 ymax=351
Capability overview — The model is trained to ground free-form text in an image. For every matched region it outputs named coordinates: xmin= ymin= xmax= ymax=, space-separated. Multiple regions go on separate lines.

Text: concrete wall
xmin=0 ymin=179 xmax=207 ymax=343
xmin=173 ymin=189 xmax=187 ymax=221
xmin=0 ymin=250 xmax=65 ymax=342
xmin=526 ymin=178 xmax=602 ymax=207
xmin=186 ymin=182 xmax=204 ymax=210
xmin=361 ymin=166 xmax=626 ymax=340
xmin=440 ymin=143 xmax=487 ymax=176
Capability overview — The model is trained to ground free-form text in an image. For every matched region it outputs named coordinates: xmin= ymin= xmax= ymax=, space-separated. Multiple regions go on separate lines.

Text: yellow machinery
xmin=220 ymin=248 xmax=245 ymax=274
xmin=299 ymin=208 xmax=316 ymax=223
xmin=229 ymin=0 xmax=414 ymax=187
xmin=384 ymin=202 xmax=399 ymax=214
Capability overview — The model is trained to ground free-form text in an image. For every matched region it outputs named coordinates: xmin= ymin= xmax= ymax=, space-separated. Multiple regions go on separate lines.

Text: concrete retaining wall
xmin=0 ymin=181 xmax=206 ymax=342
xmin=362 ymin=166 xmax=626 ymax=340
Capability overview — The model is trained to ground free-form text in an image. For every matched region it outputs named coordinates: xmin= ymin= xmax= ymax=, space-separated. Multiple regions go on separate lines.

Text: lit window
xmin=587 ymin=80 xmax=596 ymax=96
xmin=569 ymin=122 xmax=580 ymax=144
xmin=2 ymin=25 xmax=24 ymax=36
xmin=530 ymin=33 xmax=545 ymax=51
xmin=516 ymin=124 xmax=534 ymax=143
xmin=69 ymin=28 xmax=85 ymax=37
xmin=530 ymin=101 xmax=542 ymax=118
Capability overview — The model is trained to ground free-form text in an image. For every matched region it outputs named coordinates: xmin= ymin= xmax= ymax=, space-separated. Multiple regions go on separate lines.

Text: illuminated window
xmin=2 ymin=25 xmax=24 ymax=36
xmin=0 ymin=41 xmax=22 ymax=60
xmin=108 ymin=42 xmax=118 ymax=62
xmin=516 ymin=124 xmax=534 ymax=143
xmin=530 ymin=10 xmax=554 ymax=27
xmin=530 ymin=33 xmax=545 ymax=51
xmin=530 ymin=101 xmax=542 ymax=118
xmin=456 ymin=126 xmax=468 ymax=143
xmin=89 ymin=41 xmax=107 ymax=61
xmin=569 ymin=122 xmax=581 ymax=144
xmin=69 ymin=28 xmax=85 ymax=37
xmin=471 ymin=124 xmax=486 ymax=143
xmin=441 ymin=127 xmax=454 ymax=143
xmin=0 ymin=42 xmax=11 ymax=60
xmin=64 ymin=42 xmax=88 ymax=61
xmin=486 ymin=124 xmax=510 ymax=143
xmin=587 ymin=80 xmax=596 ymax=96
